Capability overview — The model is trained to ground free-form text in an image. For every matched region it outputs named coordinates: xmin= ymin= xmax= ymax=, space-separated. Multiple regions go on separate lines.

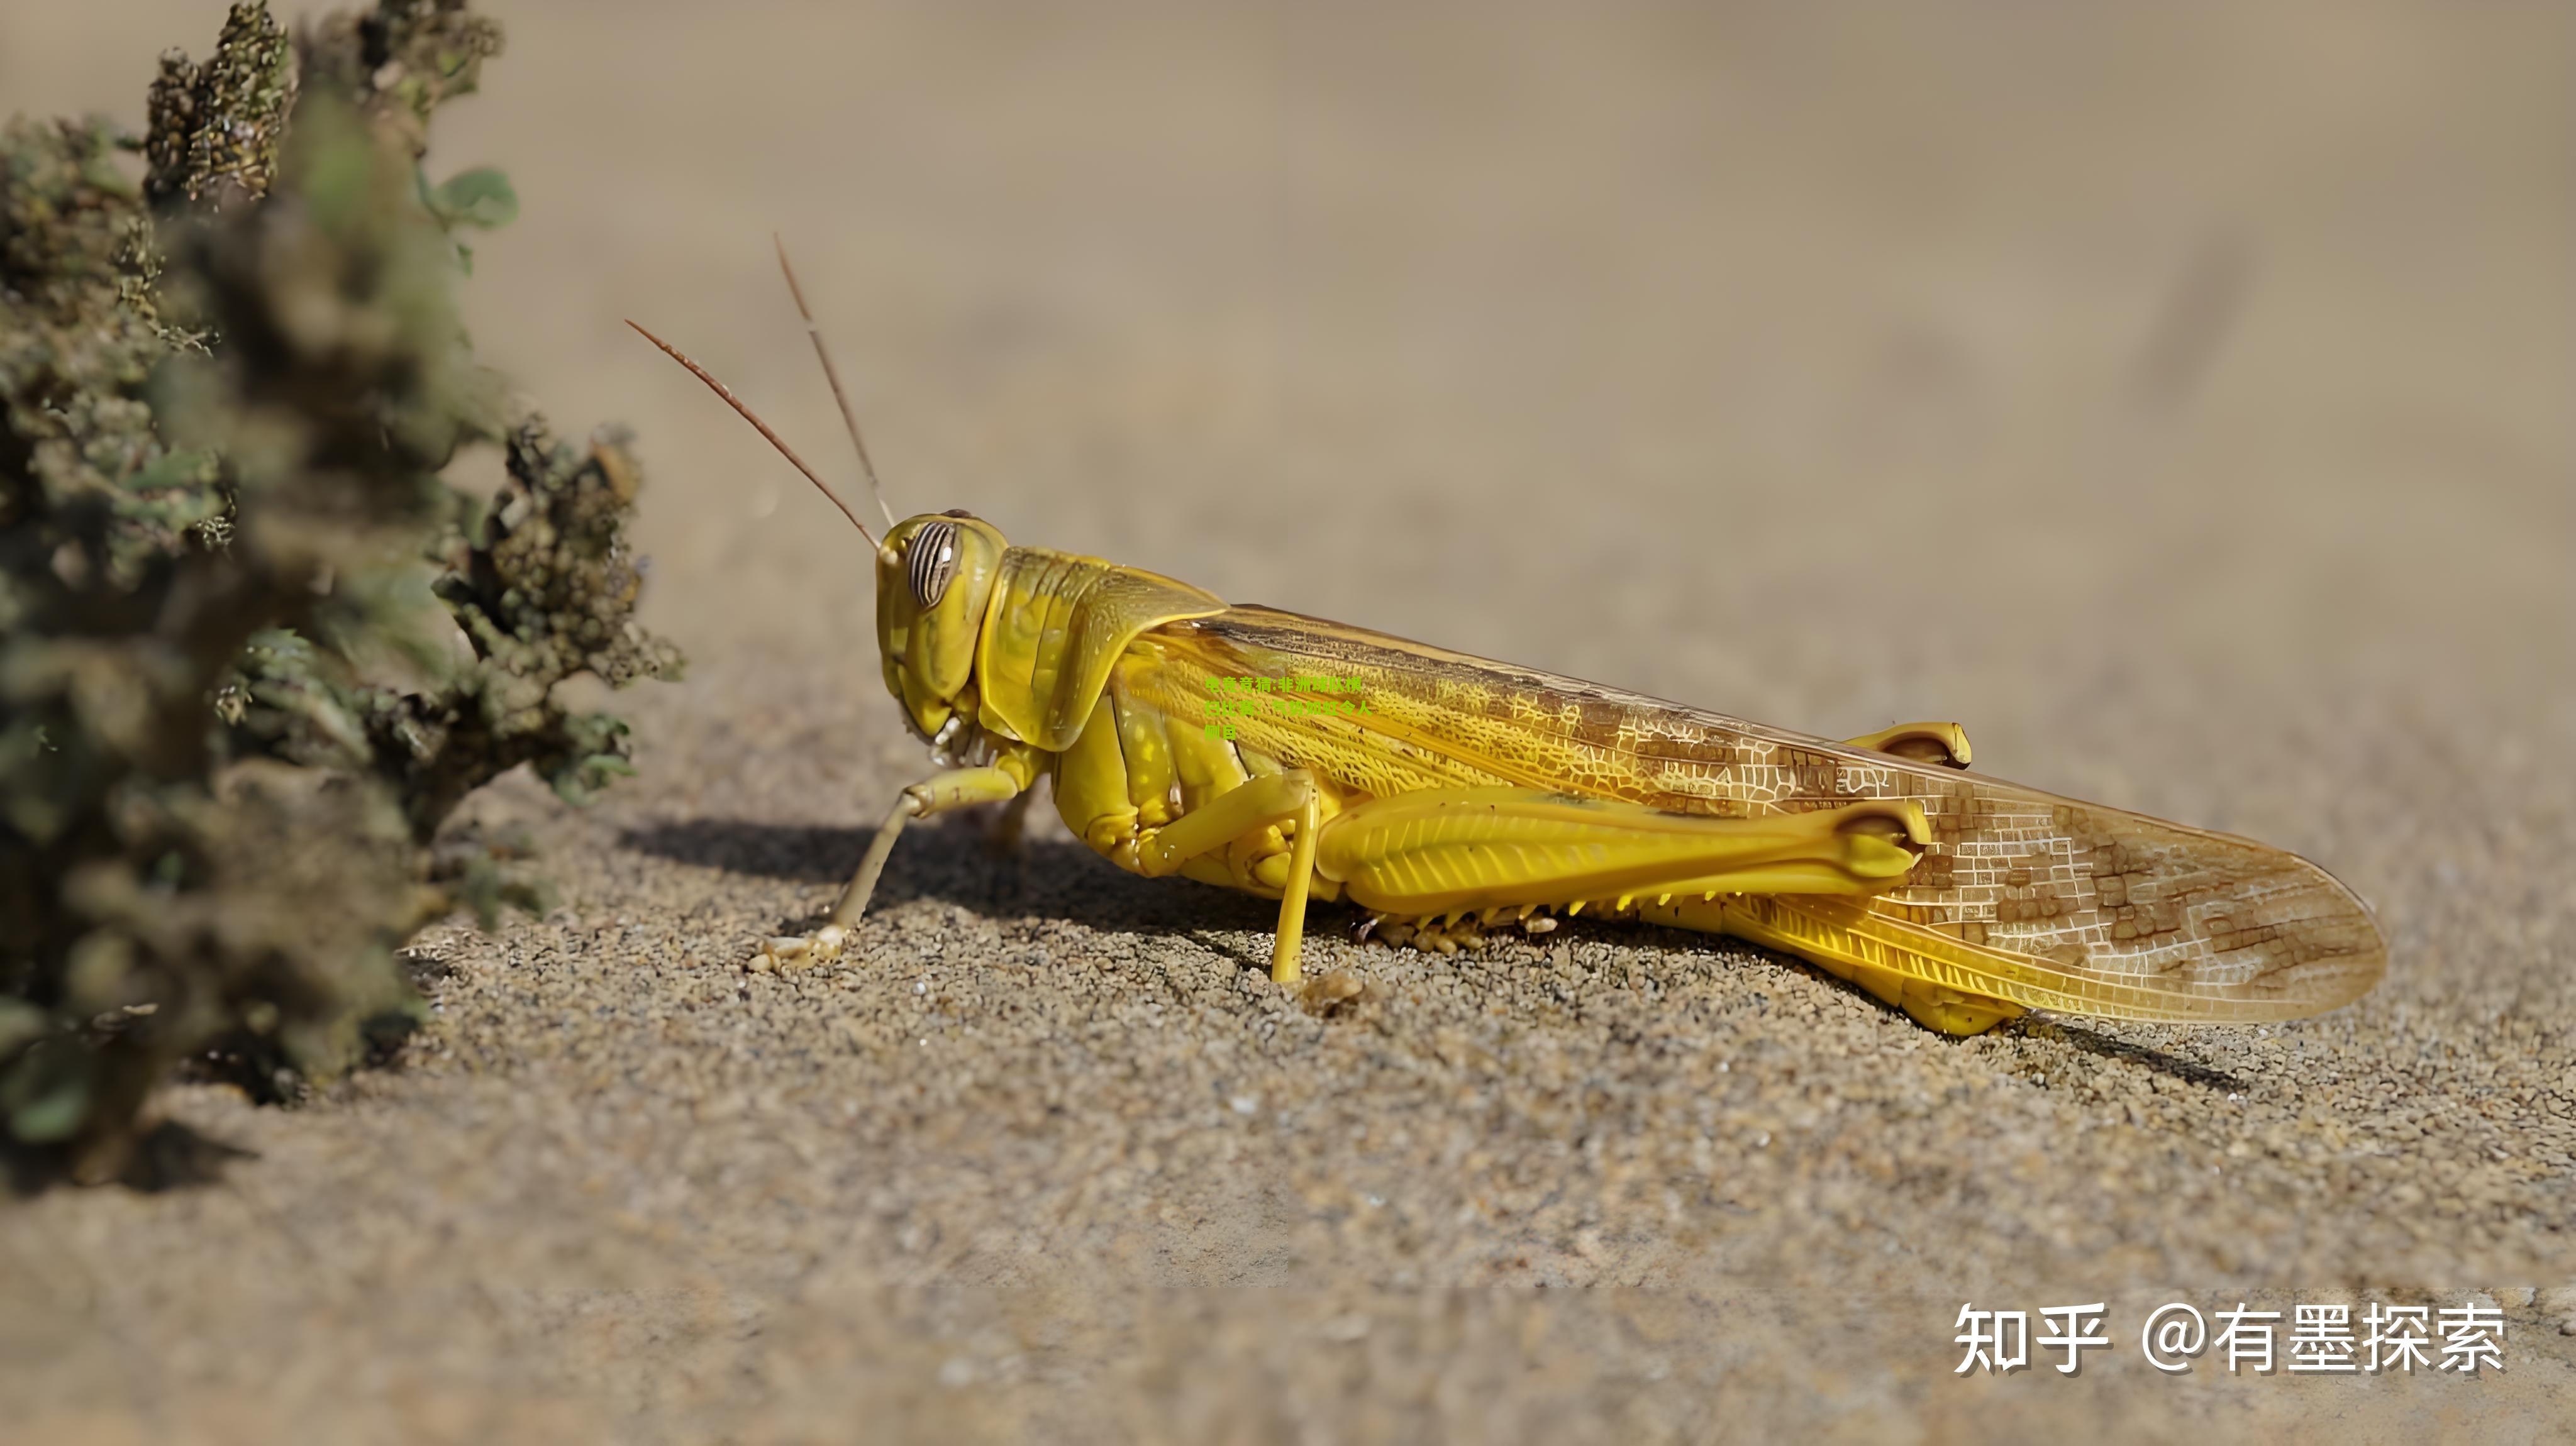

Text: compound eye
xmin=908 ymin=519 xmax=960 ymax=609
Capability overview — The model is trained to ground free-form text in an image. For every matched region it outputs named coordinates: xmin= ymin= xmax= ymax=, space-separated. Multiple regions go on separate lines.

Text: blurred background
xmin=12 ymin=1 xmax=2565 ymax=827
xmin=4 ymin=1 xmax=2570 ymax=1438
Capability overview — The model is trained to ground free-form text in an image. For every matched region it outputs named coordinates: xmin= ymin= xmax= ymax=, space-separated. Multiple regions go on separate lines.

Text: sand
xmin=3 ymin=2 xmax=2572 ymax=1440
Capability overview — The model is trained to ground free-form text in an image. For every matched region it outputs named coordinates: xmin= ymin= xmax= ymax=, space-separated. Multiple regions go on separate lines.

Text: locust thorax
xmin=876 ymin=510 xmax=1008 ymax=742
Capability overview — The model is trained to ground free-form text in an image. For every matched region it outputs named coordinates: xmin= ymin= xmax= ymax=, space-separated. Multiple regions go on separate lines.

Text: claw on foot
xmin=752 ymin=924 xmax=849 ymax=974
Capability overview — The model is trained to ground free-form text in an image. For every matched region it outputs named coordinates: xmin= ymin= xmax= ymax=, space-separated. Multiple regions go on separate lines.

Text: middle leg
xmin=1135 ymin=769 xmax=1324 ymax=984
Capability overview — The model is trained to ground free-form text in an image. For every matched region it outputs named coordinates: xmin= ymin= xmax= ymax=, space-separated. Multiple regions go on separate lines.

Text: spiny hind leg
xmin=1323 ymin=787 xmax=1929 ymax=996
xmin=1704 ymin=896 xmax=2023 ymax=1037
xmin=1807 ymin=954 xmax=2021 ymax=1035
xmin=1318 ymin=787 xmax=1930 ymax=925
xmin=756 ymin=764 xmax=1024 ymax=972
xmin=1900 ymin=986 xmax=2019 ymax=1036
xmin=1357 ymin=903 xmax=1560 ymax=957
xmin=1357 ymin=891 xmax=2016 ymax=1035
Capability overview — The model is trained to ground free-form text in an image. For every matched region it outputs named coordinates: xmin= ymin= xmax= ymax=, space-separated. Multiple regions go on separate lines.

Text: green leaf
xmin=425 ymin=167 xmax=518 ymax=230
xmin=544 ymin=752 xmax=636 ymax=807
xmin=9 ymin=1079 xmax=89 ymax=1144
xmin=121 ymin=448 xmax=217 ymax=493
xmin=2 ymin=1042 xmax=92 ymax=1145
xmin=0 ymin=1000 xmax=49 ymax=1059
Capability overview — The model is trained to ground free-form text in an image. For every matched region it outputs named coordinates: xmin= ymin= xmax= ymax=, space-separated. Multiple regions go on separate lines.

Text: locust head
xmin=875 ymin=510 xmax=1007 ymax=743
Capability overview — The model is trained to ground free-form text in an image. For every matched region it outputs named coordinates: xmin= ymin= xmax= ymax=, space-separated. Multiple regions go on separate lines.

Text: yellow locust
xmin=628 ymin=251 xmax=2387 ymax=1037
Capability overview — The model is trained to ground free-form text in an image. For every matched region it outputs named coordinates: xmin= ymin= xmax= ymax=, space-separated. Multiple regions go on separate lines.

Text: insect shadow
xmin=621 ymin=817 xmax=2252 ymax=1088
xmin=2004 ymin=1017 xmax=2250 ymax=1093
xmin=616 ymin=815 xmax=1281 ymax=943
xmin=5 ymin=1119 xmax=257 ymax=1198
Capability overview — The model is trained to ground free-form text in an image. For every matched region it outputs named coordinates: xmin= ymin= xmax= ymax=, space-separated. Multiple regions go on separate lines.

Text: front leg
xmin=757 ymin=764 xmax=1023 ymax=971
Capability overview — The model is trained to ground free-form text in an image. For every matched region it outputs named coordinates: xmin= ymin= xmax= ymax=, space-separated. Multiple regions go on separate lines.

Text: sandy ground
xmin=5 ymin=1 xmax=2573 ymax=1440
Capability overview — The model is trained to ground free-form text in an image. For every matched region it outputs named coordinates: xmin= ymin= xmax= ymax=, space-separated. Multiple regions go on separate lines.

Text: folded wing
xmin=1128 ymin=605 xmax=2387 ymax=1024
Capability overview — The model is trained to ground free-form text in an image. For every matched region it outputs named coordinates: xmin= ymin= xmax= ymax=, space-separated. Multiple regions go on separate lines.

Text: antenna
xmin=774 ymin=235 xmax=900 ymax=531
xmin=625 ymin=319 xmax=879 ymax=546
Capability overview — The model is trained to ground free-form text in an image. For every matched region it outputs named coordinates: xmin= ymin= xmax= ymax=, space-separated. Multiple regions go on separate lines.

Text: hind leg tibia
xmin=1706 ymin=895 xmax=2023 ymax=1037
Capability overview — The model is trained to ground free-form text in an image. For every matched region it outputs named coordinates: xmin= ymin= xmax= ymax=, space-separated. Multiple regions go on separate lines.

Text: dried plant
xmin=1 ymin=0 xmax=680 ymax=1184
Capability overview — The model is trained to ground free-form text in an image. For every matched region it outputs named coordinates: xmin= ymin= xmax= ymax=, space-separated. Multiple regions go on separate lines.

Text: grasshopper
xmin=628 ymin=248 xmax=2385 ymax=1037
